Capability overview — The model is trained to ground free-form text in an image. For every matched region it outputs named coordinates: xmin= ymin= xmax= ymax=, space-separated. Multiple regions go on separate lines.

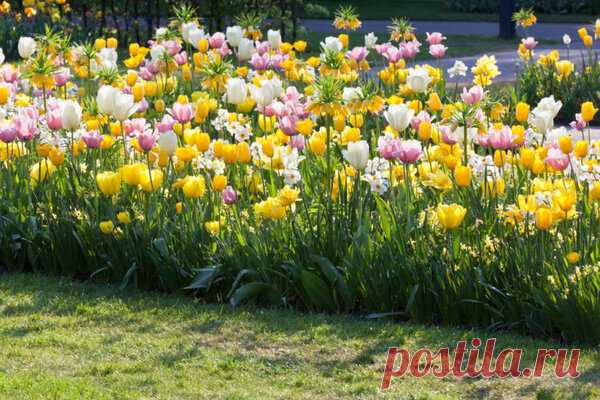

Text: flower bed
xmin=2 ymin=6 xmax=600 ymax=343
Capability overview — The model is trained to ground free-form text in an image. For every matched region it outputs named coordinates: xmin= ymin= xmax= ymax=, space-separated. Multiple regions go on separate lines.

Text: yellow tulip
xmin=29 ymin=159 xmax=56 ymax=187
xmin=99 ymin=220 xmax=114 ymax=234
xmin=96 ymin=171 xmax=121 ymax=196
xmin=212 ymin=175 xmax=227 ymax=192
xmin=182 ymin=176 xmax=206 ymax=198
xmin=140 ymin=169 xmax=164 ymax=192
xmin=581 ymin=101 xmax=598 ymax=122
xmin=558 ymin=136 xmax=573 ymax=154
xmin=515 ymin=102 xmax=530 ymax=123
xmin=454 ymin=165 xmax=471 ymax=188
xmin=117 ymin=211 xmax=131 ymax=225
xmin=436 ymin=203 xmax=467 ymax=230
xmin=566 ymin=252 xmax=580 ymax=264
xmin=535 ymin=207 xmax=553 ymax=230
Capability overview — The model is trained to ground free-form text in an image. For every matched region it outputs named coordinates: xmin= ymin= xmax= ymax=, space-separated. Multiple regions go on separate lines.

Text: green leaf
xmin=185 ymin=267 xmax=219 ymax=290
xmin=229 ymin=282 xmax=277 ymax=307
xmin=300 ymin=270 xmax=335 ymax=311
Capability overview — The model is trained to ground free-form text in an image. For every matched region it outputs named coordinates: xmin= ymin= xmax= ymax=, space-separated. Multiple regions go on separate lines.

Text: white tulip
xmin=343 ymin=140 xmax=370 ymax=170
xmin=406 ymin=68 xmax=433 ymax=93
xmin=113 ymin=93 xmax=138 ymax=121
xmin=364 ymin=32 xmax=378 ymax=49
xmin=447 ymin=60 xmax=468 ymax=78
xmin=157 ymin=130 xmax=178 ymax=155
xmin=96 ymin=85 xmax=119 ymax=116
xmin=226 ymin=26 xmax=243 ymax=47
xmin=155 ymin=27 xmax=168 ymax=39
xmin=98 ymin=48 xmax=118 ymax=69
xmin=61 ymin=100 xmax=82 ymax=130
xmin=0 ymin=48 xmax=5 ymax=65
xmin=237 ymin=38 xmax=256 ymax=61
xmin=188 ymin=28 xmax=207 ymax=49
xmin=18 ymin=37 xmax=36 ymax=59
xmin=150 ymin=45 xmax=166 ymax=62
xmin=534 ymin=95 xmax=562 ymax=119
xmin=320 ymin=36 xmax=343 ymax=52
xmin=384 ymin=104 xmax=414 ymax=132
xmin=182 ymin=22 xmax=197 ymax=43
xmin=530 ymin=110 xmax=554 ymax=134
xmin=267 ymin=30 xmax=282 ymax=49
xmin=226 ymin=78 xmax=247 ymax=105
xmin=343 ymin=87 xmax=363 ymax=103
xmin=249 ymin=77 xmax=282 ymax=107
xmin=563 ymin=34 xmax=571 ymax=46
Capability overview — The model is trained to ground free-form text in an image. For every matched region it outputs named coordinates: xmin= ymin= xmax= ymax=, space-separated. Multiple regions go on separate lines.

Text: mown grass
xmin=311 ymin=0 xmax=596 ymax=23
xmin=0 ymin=273 xmax=599 ymax=399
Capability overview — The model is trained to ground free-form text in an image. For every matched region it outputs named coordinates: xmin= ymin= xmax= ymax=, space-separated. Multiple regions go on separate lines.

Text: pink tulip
xmin=377 ymin=136 xmax=401 ymax=160
xmin=47 ymin=109 xmax=63 ymax=130
xmin=156 ymin=115 xmax=175 ymax=132
xmin=521 ymin=37 xmax=538 ymax=50
xmin=346 ymin=47 xmax=368 ymax=62
xmin=440 ymin=125 xmax=458 ymax=145
xmin=570 ymin=113 xmax=587 ymax=131
xmin=375 ymin=43 xmax=392 ymax=55
xmin=279 ymin=114 xmax=298 ymax=136
xmin=218 ymin=43 xmax=231 ymax=57
xmin=290 ymin=134 xmax=305 ymax=151
xmin=209 ymin=32 xmax=225 ymax=49
xmin=250 ymin=53 xmax=270 ymax=70
xmin=174 ymin=51 xmax=188 ymax=65
xmin=139 ymin=67 xmax=154 ymax=81
xmin=82 ymin=130 xmax=103 ymax=149
xmin=426 ymin=32 xmax=446 ymax=45
xmin=170 ymin=102 xmax=193 ymax=123
xmin=124 ymin=118 xmax=147 ymax=136
xmin=546 ymin=148 xmax=570 ymax=171
xmin=383 ymin=46 xmax=402 ymax=63
xmin=137 ymin=130 xmax=157 ymax=152
xmin=398 ymin=139 xmax=422 ymax=163
xmin=54 ymin=68 xmax=70 ymax=87
xmin=428 ymin=44 xmax=447 ymax=59
xmin=164 ymin=40 xmax=182 ymax=56
xmin=222 ymin=186 xmax=238 ymax=204
xmin=0 ymin=123 xmax=16 ymax=143
xmin=400 ymin=41 xmax=420 ymax=59
xmin=270 ymin=53 xmax=285 ymax=69
xmin=487 ymin=125 xmax=517 ymax=150
xmin=2 ymin=65 xmax=17 ymax=83
xmin=411 ymin=111 xmax=431 ymax=131
xmin=256 ymin=41 xmax=270 ymax=55
xmin=461 ymin=85 xmax=484 ymax=105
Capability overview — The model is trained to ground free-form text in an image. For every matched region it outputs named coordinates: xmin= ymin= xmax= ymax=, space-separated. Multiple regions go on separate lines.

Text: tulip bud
xmin=454 ymin=165 xmax=471 ymax=187
xmin=558 ymin=136 xmax=573 ymax=154
xmin=574 ymin=140 xmax=588 ymax=158
xmin=535 ymin=208 xmax=553 ymax=230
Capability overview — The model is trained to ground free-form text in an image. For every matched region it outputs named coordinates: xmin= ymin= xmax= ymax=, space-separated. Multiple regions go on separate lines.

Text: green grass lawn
xmin=0 ymin=273 xmax=599 ymax=399
xmin=311 ymin=0 xmax=596 ymax=23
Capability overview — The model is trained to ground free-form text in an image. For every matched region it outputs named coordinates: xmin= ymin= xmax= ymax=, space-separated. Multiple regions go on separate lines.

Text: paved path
xmin=302 ymin=19 xmax=594 ymax=41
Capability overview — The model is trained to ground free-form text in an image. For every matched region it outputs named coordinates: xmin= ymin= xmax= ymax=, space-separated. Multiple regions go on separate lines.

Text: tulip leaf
xmin=229 ymin=282 xmax=277 ymax=307
xmin=300 ymin=270 xmax=335 ymax=311
xmin=185 ymin=267 xmax=219 ymax=290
